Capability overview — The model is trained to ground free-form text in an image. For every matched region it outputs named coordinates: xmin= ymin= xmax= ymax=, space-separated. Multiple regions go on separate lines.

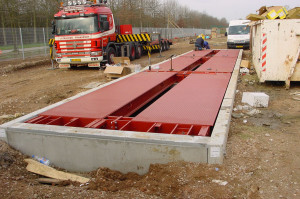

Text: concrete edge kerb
xmin=208 ymin=50 xmax=242 ymax=164
xmin=0 ymin=128 xmax=7 ymax=142
xmin=7 ymin=123 xmax=210 ymax=147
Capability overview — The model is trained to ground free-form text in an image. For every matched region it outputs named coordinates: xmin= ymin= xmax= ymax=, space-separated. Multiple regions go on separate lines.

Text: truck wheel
xmin=135 ymin=45 xmax=142 ymax=59
xmin=107 ymin=47 xmax=116 ymax=64
xmin=129 ymin=43 xmax=136 ymax=61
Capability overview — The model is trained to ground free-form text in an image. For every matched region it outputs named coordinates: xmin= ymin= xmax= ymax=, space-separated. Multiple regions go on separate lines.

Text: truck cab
xmin=52 ymin=0 xmax=171 ymax=69
xmin=53 ymin=0 xmax=116 ymax=68
xmin=227 ymin=20 xmax=250 ymax=50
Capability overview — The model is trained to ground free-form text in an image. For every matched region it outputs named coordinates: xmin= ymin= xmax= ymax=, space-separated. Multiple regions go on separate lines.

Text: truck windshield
xmin=56 ymin=16 xmax=98 ymax=35
xmin=228 ymin=25 xmax=250 ymax=35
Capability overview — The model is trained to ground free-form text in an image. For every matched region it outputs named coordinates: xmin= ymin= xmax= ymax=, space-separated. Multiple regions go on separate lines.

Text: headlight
xmin=227 ymin=39 xmax=234 ymax=43
xmin=56 ymin=53 xmax=62 ymax=57
xmin=245 ymin=39 xmax=250 ymax=42
xmin=73 ymin=0 xmax=77 ymax=5
xmin=91 ymin=52 xmax=102 ymax=56
xmin=68 ymin=1 xmax=72 ymax=6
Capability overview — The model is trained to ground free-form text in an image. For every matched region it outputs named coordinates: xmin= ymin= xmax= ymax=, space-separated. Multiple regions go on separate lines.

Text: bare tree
xmin=0 ymin=0 xmax=228 ymax=31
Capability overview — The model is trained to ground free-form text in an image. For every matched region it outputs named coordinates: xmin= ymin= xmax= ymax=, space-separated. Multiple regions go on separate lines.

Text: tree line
xmin=1 ymin=0 xmax=228 ymax=29
xmin=0 ymin=0 xmax=228 ymax=30
xmin=109 ymin=0 xmax=228 ymax=29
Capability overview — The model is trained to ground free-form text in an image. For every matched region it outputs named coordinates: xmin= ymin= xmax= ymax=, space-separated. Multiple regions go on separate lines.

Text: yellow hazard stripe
xmin=122 ymin=35 xmax=127 ymax=42
xmin=116 ymin=33 xmax=152 ymax=43
xmin=146 ymin=34 xmax=151 ymax=41
xmin=126 ymin=35 xmax=130 ymax=42
xmin=129 ymin=35 xmax=134 ymax=42
xmin=137 ymin=34 xmax=142 ymax=42
xmin=48 ymin=39 xmax=55 ymax=45
xmin=117 ymin=35 xmax=122 ymax=42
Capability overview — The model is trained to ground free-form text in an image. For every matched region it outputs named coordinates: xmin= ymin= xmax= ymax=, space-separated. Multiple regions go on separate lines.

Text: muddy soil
xmin=0 ymin=37 xmax=299 ymax=199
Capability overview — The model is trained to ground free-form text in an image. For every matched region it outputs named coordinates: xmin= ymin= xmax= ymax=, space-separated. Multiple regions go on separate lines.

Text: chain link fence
xmin=0 ymin=28 xmax=53 ymax=61
xmin=0 ymin=27 xmax=211 ymax=61
xmin=133 ymin=27 xmax=211 ymax=39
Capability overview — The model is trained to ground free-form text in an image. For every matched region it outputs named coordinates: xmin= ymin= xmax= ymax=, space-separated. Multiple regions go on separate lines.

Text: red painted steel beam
xmin=26 ymin=50 xmax=239 ymax=137
xmin=214 ymin=49 xmax=240 ymax=58
xmin=148 ymin=50 xmax=213 ymax=72
xmin=133 ymin=73 xmax=231 ymax=126
xmin=195 ymin=56 xmax=237 ymax=73
xmin=40 ymin=72 xmax=177 ymax=119
xmin=195 ymin=49 xmax=239 ymax=73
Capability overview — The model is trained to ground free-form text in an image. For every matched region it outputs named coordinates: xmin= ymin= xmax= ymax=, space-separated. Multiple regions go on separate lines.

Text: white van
xmin=227 ymin=20 xmax=250 ymax=50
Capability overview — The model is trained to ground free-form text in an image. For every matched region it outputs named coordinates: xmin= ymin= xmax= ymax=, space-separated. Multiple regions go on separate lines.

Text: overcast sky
xmin=176 ymin=0 xmax=299 ymax=21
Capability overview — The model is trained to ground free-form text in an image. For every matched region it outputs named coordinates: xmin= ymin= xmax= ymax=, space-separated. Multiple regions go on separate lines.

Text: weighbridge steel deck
xmin=25 ymin=49 xmax=239 ymax=137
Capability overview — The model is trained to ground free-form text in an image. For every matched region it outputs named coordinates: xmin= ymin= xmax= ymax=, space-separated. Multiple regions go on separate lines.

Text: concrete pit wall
xmin=1 ymin=50 xmax=242 ymax=175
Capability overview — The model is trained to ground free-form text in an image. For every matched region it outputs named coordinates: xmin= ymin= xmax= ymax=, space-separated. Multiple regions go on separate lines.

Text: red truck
xmin=51 ymin=0 xmax=172 ymax=68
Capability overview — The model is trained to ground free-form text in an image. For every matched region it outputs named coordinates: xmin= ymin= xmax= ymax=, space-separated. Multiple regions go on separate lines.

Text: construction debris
xmin=247 ymin=6 xmax=300 ymax=21
xmin=242 ymin=92 xmax=269 ymax=108
xmin=240 ymin=67 xmax=250 ymax=75
xmin=291 ymin=91 xmax=300 ymax=101
xmin=287 ymin=7 xmax=300 ymax=19
xmin=212 ymin=180 xmax=228 ymax=186
xmin=104 ymin=57 xmax=142 ymax=80
xmin=25 ymin=159 xmax=89 ymax=184
xmin=246 ymin=14 xmax=266 ymax=21
xmin=240 ymin=60 xmax=251 ymax=69
xmin=104 ymin=66 xmax=132 ymax=80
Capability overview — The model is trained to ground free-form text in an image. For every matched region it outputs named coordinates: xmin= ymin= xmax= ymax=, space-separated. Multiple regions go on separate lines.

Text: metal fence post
xmin=19 ymin=28 xmax=25 ymax=60
xmin=43 ymin=28 xmax=47 ymax=56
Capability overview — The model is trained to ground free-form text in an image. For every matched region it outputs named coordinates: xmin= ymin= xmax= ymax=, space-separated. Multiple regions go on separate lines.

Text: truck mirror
xmin=225 ymin=32 xmax=227 ymax=36
xmin=103 ymin=21 xmax=109 ymax=31
xmin=51 ymin=21 xmax=56 ymax=35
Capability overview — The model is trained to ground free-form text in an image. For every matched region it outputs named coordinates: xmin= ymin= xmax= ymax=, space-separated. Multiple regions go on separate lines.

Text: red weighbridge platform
xmin=26 ymin=50 xmax=240 ymax=137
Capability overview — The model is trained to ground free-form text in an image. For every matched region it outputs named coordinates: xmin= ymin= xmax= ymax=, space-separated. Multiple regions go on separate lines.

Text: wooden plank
xmin=24 ymin=159 xmax=89 ymax=184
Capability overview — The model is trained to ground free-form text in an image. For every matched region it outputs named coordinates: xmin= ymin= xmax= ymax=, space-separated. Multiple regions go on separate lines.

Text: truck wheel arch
xmin=106 ymin=43 xmax=117 ymax=53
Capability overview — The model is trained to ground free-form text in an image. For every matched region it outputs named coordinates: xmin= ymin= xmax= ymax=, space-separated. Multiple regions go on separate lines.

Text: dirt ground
xmin=0 ymin=37 xmax=299 ymax=199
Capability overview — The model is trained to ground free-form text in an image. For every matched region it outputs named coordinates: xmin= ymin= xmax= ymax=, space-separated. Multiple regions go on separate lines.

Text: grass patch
xmin=0 ymin=48 xmax=49 ymax=61
xmin=232 ymin=124 xmax=269 ymax=140
xmin=0 ymin=43 xmax=46 ymax=51
xmin=238 ymin=132 xmax=252 ymax=140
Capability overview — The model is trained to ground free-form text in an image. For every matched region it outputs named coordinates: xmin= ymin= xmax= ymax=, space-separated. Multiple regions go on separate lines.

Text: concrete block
xmin=242 ymin=92 xmax=269 ymax=108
